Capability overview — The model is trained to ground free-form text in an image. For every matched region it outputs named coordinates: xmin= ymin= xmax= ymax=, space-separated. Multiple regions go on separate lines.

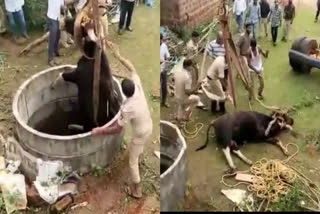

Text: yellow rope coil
xmin=220 ymin=143 xmax=311 ymax=205
xmin=180 ymin=112 xmax=204 ymax=139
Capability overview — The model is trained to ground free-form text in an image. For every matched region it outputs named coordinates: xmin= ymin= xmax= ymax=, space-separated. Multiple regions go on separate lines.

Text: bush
xmin=23 ymin=0 xmax=47 ymax=30
xmin=0 ymin=0 xmax=47 ymax=31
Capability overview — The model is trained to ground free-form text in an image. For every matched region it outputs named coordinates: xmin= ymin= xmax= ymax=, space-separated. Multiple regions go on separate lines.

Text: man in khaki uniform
xmin=174 ymin=59 xmax=200 ymax=121
xmin=202 ymin=56 xmax=227 ymax=111
xmin=92 ymin=66 xmax=152 ymax=199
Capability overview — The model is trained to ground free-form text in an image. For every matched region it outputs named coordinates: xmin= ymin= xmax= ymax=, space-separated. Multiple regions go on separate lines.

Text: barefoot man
xmin=91 ymin=54 xmax=153 ymax=199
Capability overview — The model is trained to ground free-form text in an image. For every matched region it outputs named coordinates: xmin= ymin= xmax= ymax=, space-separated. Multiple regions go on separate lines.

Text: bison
xmin=195 ymin=111 xmax=294 ymax=172
xmin=53 ymin=17 xmax=120 ymax=132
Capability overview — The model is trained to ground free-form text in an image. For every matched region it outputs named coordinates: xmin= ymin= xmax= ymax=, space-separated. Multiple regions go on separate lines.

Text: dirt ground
xmin=0 ymin=2 xmax=160 ymax=214
xmin=161 ymin=1 xmax=320 ymax=211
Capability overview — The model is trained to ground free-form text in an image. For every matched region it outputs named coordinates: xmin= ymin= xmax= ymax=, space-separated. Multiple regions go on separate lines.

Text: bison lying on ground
xmin=196 ymin=111 xmax=294 ymax=172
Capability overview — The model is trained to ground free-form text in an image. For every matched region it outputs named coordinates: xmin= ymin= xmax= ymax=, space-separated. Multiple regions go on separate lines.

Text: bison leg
xmin=267 ymin=138 xmax=289 ymax=155
xmin=222 ymin=146 xmax=236 ymax=170
xmin=232 ymin=149 xmax=253 ymax=165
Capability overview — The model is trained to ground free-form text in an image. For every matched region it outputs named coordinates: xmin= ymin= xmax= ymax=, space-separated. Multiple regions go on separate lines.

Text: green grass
xmin=270 ymin=182 xmax=305 ymax=212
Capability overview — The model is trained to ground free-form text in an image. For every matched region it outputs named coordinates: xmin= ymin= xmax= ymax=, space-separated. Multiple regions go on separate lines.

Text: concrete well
xmin=160 ymin=120 xmax=187 ymax=212
xmin=12 ymin=65 xmax=125 ymax=181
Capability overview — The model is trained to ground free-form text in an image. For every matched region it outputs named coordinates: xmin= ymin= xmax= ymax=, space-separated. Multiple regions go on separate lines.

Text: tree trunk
xmin=19 ymin=32 xmax=49 ymax=56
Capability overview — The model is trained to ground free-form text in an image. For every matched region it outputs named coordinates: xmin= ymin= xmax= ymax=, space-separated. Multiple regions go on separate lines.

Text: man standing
xmin=260 ymin=0 xmax=270 ymax=37
xmin=4 ymin=0 xmax=29 ymax=42
xmin=315 ymin=0 xmax=320 ymax=23
xmin=205 ymin=31 xmax=229 ymax=92
xmin=248 ymin=38 xmax=269 ymax=100
xmin=185 ymin=31 xmax=200 ymax=56
xmin=160 ymin=33 xmax=170 ymax=108
xmin=246 ymin=0 xmax=260 ymax=39
xmin=92 ymin=59 xmax=152 ymax=199
xmin=233 ymin=0 xmax=247 ymax=33
xmin=236 ymin=23 xmax=253 ymax=99
xmin=236 ymin=23 xmax=251 ymax=71
xmin=174 ymin=59 xmax=200 ymax=122
xmin=118 ymin=0 xmax=135 ymax=35
xmin=202 ymin=56 xmax=228 ymax=113
xmin=282 ymin=0 xmax=295 ymax=42
xmin=269 ymin=0 xmax=282 ymax=46
xmin=47 ymin=0 xmax=65 ymax=66
xmin=206 ymin=31 xmax=225 ymax=60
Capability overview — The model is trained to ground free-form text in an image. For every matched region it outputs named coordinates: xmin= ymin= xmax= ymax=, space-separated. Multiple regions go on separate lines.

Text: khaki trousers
xmin=259 ymin=18 xmax=268 ymax=37
xmin=282 ymin=20 xmax=291 ymax=40
xmin=249 ymin=71 xmax=264 ymax=100
xmin=129 ymin=130 xmax=152 ymax=184
xmin=177 ymin=95 xmax=200 ymax=120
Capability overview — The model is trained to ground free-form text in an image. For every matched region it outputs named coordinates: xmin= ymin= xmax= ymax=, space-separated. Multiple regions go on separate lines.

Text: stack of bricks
xmin=161 ymin=0 xmax=220 ymax=29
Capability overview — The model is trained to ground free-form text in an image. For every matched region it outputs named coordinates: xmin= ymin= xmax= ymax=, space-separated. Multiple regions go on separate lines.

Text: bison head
xmin=271 ymin=111 xmax=294 ymax=130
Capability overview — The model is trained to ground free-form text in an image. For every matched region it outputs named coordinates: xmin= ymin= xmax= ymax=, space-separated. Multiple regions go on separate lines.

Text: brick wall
xmin=161 ymin=0 xmax=220 ymax=29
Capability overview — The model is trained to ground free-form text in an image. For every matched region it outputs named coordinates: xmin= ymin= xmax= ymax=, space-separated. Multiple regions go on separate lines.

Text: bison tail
xmin=195 ymin=124 xmax=215 ymax=151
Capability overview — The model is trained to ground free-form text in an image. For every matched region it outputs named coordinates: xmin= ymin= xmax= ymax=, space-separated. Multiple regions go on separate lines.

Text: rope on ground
xmin=180 ymin=112 xmax=203 ymax=140
xmin=220 ymin=142 xmax=320 ymax=210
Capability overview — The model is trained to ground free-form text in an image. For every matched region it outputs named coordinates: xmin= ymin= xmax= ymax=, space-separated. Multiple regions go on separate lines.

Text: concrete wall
xmin=12 ymin=65 xmax=125 ymax=181
xmin=161 ymin=0 xmax=220 ymax=28
xmin=160 ymin=121 xmax=187 ymax=212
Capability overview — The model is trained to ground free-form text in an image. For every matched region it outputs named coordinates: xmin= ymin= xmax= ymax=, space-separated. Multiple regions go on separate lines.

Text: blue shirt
xmin=247 ymin=3 xmax=260 ymax=24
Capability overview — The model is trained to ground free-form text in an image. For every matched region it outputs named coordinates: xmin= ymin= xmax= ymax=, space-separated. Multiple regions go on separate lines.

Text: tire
xmin=289 ymin=49 xmax=319 ymax=73
xmin=291 ymin=36 xmax=306 ymax=52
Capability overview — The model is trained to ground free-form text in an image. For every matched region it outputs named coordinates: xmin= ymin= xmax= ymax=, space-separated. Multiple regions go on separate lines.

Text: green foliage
xmin=23 ymin=0 xmax=47 ymax=30
xmin=270 ymin=182 xmax=305 ymax=212
xmin=92 ymin=166 xmax=104 ymax=177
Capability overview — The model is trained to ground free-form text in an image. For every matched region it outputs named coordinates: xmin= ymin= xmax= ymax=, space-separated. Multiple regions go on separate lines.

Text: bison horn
xmin=285 ymin=124 xmax=293 ymax=130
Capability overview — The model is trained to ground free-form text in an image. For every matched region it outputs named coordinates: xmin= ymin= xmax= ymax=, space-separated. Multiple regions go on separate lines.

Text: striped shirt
xmin=270 ymin=6 xmax=282 ymax=27
xmin=206 ymin=40 xmax=225 ymax=59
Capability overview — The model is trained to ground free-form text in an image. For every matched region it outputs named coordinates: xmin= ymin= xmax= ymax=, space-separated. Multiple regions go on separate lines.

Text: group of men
xmin=1 ymin=0 xmax=139 ymax=66
xmin=233 ymin=0 xmax=295 ymax=45
xmin=159 ymin=26 xmax=269 ymax=122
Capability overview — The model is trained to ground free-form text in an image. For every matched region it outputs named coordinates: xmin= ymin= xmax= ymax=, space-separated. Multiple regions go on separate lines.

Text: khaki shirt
xmin=207 ymin=56 xmax=225 ymax=80
xmin=118 ymin=74 xmax=153 ymax=141
xmin=174 ymin=69 xmax=192 ymax=101
xmin=237 ymin=32 xmax=251 ymax=56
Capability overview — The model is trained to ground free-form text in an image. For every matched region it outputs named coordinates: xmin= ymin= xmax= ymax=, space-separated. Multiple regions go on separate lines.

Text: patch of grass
xmin=92 ymin=166 xmax=104 ymax=177
xmin=204 ymin=196 xmax=217 ymax=211
xmin=140 ymin=156 xmax=160 ymax=197
xmin=185 ymin=181 xmax=192 ymax=197
xmin=176 ymin=202 xmax=184 ymax=211
xmin=121 ymin=138 xmax=127 ymax=150
xmin=270 ymin=182 xmax=305 ymax=212
xmin=290 ymin=93 xmax=320 ymax=113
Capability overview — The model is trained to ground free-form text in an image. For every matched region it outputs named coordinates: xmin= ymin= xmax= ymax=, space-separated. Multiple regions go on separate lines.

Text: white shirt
xmin=160 ymin=42 xmax=170 ymax=73
xmin=207 ymin=56 xmax=225 ymax=80
xmin=4 ymin=0 xmax=23 ymax=12
xmin=233 ymin=0 xmax=247 ymax=16
xmin=250 ymin=48 xmax=263 ymax=72
xmin=76 ymin=0 xmax=87 ymax=11
xmin=174 ymin=68 xmax=192 ymax=101
xmin=118 ymin=74 xmax=152 ymax=141
xmin=47 ymin=0 xmax=64 ymax=20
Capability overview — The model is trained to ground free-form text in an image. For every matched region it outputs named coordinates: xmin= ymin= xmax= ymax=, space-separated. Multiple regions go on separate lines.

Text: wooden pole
xmin=220 ymin=0 xmax=237 ymax=107
xmin=92 ymin=0 xmax=102 ymax=126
